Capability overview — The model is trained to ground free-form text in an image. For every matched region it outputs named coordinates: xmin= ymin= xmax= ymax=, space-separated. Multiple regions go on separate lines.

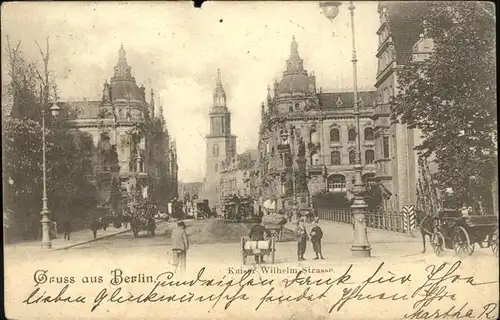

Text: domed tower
xmin=109 ymin=44 xmax=145 ymax=103
xmin=274 ymin=36 xmax=319 ymax=114
xmin=204 ymin=69 xmax=237 ymax=211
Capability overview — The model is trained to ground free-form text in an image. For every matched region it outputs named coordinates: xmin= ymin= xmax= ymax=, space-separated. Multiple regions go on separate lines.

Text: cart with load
xmin=431 ymin=209 xmax=498 ymax=257
xmin=130 ymin=203 xmax=156 ymax=238
xmin=241 ymin=237 xmax=276 ymax=265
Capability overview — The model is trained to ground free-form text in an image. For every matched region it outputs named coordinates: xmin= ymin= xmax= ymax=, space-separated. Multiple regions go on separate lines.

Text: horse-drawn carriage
xmin=430 ymin=208 xmax=499 ymax=257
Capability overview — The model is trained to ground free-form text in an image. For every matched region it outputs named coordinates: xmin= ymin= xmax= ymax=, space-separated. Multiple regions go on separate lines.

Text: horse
xmin=415 ymin=210 xmax=437 ymax=254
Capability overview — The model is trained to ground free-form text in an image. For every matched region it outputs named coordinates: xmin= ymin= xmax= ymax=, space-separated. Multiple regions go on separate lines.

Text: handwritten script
xmin=22 ymin=261 xmax=498 ymax=318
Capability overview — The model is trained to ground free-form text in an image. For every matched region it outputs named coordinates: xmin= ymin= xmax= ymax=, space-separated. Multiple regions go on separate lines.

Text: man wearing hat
xmin=171 ymin=221 xmax=189 ymax=272
xmin=296 ymin=218 xmax=308 ymax=261
xmin=310 ymin=217 xmax=325 ymax=260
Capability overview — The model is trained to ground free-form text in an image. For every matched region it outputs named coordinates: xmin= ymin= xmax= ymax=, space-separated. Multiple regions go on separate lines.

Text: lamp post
xmin=40 ymin=101 xmax=61 ymax=249
xmin=320 ymin=0 xmax=371 ymax=257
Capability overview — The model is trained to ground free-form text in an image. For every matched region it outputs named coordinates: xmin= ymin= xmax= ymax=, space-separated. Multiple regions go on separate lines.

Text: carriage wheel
xmin=431 ymin=232 xmax=445 ymax=256
xmin=491 ymin=228 xmax=499 ymax=257
xmin=241 ymin=238 xmax=247 ymax=265
xmin=453 ymin=226 xmax=474 ymax=257
xmin=271 ymin=238 xmax=276 ymax=264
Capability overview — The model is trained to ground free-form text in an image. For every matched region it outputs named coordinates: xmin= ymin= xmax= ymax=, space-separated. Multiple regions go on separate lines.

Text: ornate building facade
xmin=59 ymin=44 xmax=178 ymax=213
xmin=257 ymin=37 xmax=378 ymax=211
xmin=220 ymin=150 xmax=258 ymax=200
xmin=203 ymin=69 xmax=237 ymax=211
xmin=373 ymin=2 xmax=435 ymax=211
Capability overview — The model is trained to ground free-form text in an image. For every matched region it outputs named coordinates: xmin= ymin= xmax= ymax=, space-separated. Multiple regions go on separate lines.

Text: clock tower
xmin=204 ymin=69 xmax=236 ymax=211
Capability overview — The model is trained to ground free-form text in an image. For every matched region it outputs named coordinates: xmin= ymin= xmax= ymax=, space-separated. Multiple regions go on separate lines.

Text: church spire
xmin=113 ymin=43 xmax=132 ymax=79
xmin=150 ymin=88 xmax=155 ymax=116
xmin=118 ymin=43 xmax=128 ymax=65
xmin=158 ymin=96 xmax=164 ymax=121
xmin=284 ymin=36 xmax=305 ymax=75
xmin=213 ymin=68 xmax=226 ymax=109
xmin=290 ymin=35 xmax=299 ymax=58
xmin=267 ymin=85 xmax=272 ymax=105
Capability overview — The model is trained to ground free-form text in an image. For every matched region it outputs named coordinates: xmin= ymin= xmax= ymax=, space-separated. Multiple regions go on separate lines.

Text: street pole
xmin=320 ymin=0 xmax=371 ymax=257
xmin=40 ymin=101 xmax=52 ymax=249
xmin=348 ymin=1 xmax=371 ymax=257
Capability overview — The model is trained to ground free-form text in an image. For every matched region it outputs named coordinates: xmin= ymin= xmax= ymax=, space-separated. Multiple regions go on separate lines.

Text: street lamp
xmin=320 ymin=0 xmax=371 ymax=257
xmin=40 ymin=102 xmax=61 ymax=249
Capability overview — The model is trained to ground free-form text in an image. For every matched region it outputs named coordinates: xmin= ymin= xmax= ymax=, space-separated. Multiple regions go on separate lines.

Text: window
xmin=330 ymin=128 xmax=340 ymax=142
xmin=365 ymin=150 xmax=375 ymax=164
xmin=215 ymin=164 xmax=218 ymax=173
xmin=383 ymin=137 xmax=390 ymax=158
xmin=331 ymin=151 xmax=341 ymax=165
xmin=101 ymin=134 xmax=111 ymax=151
xmin=213 ymin=144 xmax=219 ymax=157
xmin=348 ymin=128 xmax=356 ymax=142
xmin=327 ymin=175 xmax=346 ymax=193
xmin=364 ymin=127 xmax=374 ymax=141
xmin=349 ymin=150 xmax=356 ymax=164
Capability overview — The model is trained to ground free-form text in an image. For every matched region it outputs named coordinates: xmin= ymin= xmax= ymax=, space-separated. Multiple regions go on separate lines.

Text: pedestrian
xmin=248 ymin=219 xmax=269 ymax=263
xmin=63 ymin=217 xmax=71 ymax=241
xmin=90 ymin=218 xmax=100 ymax=239
xmin=171 ymin=221 xmax=189 ymax=273
xmin=310 ymin=217 xmax=324 ymax=260
xmin=296 ymin=218 xmax=308 ymax=261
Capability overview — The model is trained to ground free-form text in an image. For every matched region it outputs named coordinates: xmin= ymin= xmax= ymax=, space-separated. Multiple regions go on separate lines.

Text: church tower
xmin=204 ymin=69 xmax=237 ymax=211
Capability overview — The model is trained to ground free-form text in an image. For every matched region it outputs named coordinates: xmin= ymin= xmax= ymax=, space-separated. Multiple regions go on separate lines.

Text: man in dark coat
xmin=90 ymin=218 xmax=101 ymax=239
xmin=248 ymin=220 xmax=269 ymax=263
xmin=296 ymin=218 xmax=308 ymax=261
xmin=62 ymin=217 xmax=71 ymax=241
xmin=310 ymin=217 xmax=324 ymax=259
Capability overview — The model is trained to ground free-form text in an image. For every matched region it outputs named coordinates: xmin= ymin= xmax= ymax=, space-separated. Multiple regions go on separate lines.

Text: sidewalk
xmin=4 ymin=224 xmax=131 ymax=253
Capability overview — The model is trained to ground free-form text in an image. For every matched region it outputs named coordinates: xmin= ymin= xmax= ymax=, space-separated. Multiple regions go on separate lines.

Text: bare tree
xmin=4 ymin=35 xmax=39 ymax=119
xmin=35 ymin=37 xmax=51 ymax=107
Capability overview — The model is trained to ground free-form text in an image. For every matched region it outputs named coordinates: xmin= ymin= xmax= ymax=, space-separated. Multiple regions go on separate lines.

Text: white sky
xmin=2 ymin=1 xmax=379 ymax=183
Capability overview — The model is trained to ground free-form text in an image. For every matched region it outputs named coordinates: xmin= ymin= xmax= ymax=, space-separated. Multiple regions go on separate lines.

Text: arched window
xmin=327 ymin=174 xmax=346 ymax=193
xmin=213 ymin=144 xmax=219 ymax=157
xmin=330 ymin=151 xmax=341 ymax=165
xmin=330 ymin=128 xmax=340 ymax=142
xmin=365 ymin=150 xmax=375 ymax=164
xmin=348 ymin=129 xmax=356 ymax=142
xmin=364 ymin=127 xmax=374 ymax=141
xmin=349 ymin=150 xmax=356 ymax=164
xmin=101 ymin=134 xmax=111 ymax=151
xmin=214 ymin=163 xmax=218 ymax=173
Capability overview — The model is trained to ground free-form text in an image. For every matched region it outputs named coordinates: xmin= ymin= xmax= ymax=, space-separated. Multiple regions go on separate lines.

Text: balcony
xmin=327 ymin=183 xmax=347 ymax=193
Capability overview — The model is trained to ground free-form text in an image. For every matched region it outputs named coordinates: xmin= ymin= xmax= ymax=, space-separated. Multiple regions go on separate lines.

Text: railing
xmin=317 ymin=208 xmax=352 ymax=224
xmin=316 ymin=207 xmax=414 ymax=234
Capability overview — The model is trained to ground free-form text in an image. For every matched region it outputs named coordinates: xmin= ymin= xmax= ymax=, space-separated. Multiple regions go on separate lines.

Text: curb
xmin=320 ymin=221 xmax=420 ymax=238
xmin=53 ymin=219 xmax=169 ymax=251
xmin=53 ymin=228 xmax=132 ymax=251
